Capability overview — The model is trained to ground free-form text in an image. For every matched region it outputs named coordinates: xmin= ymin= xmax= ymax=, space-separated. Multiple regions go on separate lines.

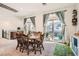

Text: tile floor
xmin=0 ymin=38 xmax=56 ymax=56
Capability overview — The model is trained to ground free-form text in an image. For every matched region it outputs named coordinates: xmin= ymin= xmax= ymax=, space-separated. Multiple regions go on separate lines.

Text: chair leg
xmin=19 ymin=46 xmax=21 ymax=52
xmin=39 ymin=45 xmax=42 ymax=54
xmin=22 ymin=46 xmax=24 ymax=53
xmin=37 ymin=44 xmax=42 ymax=54
xmin=40 ymin=48 xmax=42 ymax=54
xmin=42 ymin=44 xmax=44 ymax=50
xmin=37 ymin=44 xmax=39 ymax=48
xmin=16 ymin=43 xmax=19 ymax=50
xmin=34 ymin=49 xmax=36 ymax=54
xmin=19 ymin=44 xmax=23 ymax=52
xmin=21 ymin=46 xmax=24 ymax=53
xmin=33 ymin=43 xmax=36 ymax=54
xmin=27 ymin=45 xmax=29 ymax=55
xmin=27 ymin=50 xmax=29 ymax=55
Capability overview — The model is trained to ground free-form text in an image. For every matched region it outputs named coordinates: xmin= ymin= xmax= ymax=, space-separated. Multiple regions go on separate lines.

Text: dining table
xmin=25 ymin=33 xmax=41 ymax=55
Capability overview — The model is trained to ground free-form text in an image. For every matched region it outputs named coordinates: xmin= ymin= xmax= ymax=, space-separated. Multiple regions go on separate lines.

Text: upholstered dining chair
xmin=34 ymin=32 xmax=44 ymax=54
xmin=21 ymin=33 xmax=36 ymax=55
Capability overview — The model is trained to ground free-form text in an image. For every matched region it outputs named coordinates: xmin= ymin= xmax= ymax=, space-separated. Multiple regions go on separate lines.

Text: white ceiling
xmin=0 ymin=3 xmax=76 ymax=17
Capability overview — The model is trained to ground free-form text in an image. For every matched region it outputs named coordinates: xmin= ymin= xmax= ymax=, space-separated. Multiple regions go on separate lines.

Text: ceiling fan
xmin=0 ymin=3 xmax=18 ymax=12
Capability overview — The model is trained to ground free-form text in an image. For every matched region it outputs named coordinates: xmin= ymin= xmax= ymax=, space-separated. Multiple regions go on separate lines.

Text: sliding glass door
xmin=53 ymin=20 xmax=64 ymax=42
xmin=44 ymin=13 xmax=65 ymax=42
xmin=45 ymin=20 xmax=53 ymax=41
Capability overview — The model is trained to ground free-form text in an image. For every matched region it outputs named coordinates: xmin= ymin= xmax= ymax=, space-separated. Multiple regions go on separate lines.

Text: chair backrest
xmin=28 ymin=32 xmax=44 ymax=42
xmin=40 ymin=33 xmax=44 ymax=43
xmin=20 ymin=33 xmax=30 ymax=46
xmin=16 ymin=31 xmax=23 ymax=38
xmin=35 ymin=32 xmax=44 ymax=42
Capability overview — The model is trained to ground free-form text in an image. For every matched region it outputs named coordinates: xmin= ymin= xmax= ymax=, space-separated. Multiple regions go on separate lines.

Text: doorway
xmin=44 ymin=13 xmax=65 ymax=42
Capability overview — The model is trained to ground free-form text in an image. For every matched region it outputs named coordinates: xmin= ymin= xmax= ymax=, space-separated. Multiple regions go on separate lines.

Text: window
xmin=54 ymin=20 xmax=64 ymax=40
xmin=25 ymin=18 xmax=35 ymax=34
xmin=45 ymin=13 xmax=65 ymax=41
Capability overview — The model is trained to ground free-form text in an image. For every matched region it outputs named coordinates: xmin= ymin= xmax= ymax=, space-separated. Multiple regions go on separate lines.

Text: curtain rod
xmin=24 ymin=10 xmax=67 ymax=19
xmin=44 ymin=10 xmax=67 ymax=15
xmin=24 ymin=16 xmax=36 ymax=19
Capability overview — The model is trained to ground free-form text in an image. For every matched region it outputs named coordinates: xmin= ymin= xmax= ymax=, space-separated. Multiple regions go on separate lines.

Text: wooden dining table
xmin=25 ymin=33 xmax=41 ymax=55
xmin=21 ymin=32 xmax=42 ymax=55
xmin=29 ymin=32 xmax=41 ymax=40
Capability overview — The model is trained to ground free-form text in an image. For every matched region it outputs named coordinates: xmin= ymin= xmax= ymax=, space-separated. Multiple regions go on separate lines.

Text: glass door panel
xmin=44 ymin=14 xmax=64 ymax=42
xmin=53 ymin=20 xmax=64 ymax=41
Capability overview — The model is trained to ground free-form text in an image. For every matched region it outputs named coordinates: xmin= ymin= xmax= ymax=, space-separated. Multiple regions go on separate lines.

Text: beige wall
xmin=0 ymin=15 xmax=23 ymax=38
xmin=76 ymin=4 xmax=79 ymax=32
xmin=0 ymin=16 xmax=23 ymax=31
xmin=35 ymin=14 xmax=43 ymax=32
xmin=64 ymin=6 xmax=77 ymax=42
xmin=34 ymin=5 xmax=77 ymax=42
xmin=0 ymin=4 xmax=78 ymax=41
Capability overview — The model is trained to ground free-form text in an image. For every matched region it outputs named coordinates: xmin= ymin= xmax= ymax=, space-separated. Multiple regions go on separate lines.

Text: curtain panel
xmin=24 ymin=18 xmax=27 ymax=25
xmin=24 ymin=18 xmax=27 ymax=34
xmin=30 ymin=16 xmax=35 ymax=27
xmin=56 ymin=11 xmax=65 ymax=25
xmin=43 ymin=14 xmax=49 ymax=38
xmin=43 ymin=14 xmax=49 ymax=27
xmin=56 ymin=11 xmax=66 ymax=39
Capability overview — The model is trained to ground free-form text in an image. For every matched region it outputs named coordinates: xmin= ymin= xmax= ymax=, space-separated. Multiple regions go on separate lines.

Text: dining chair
xmin=21 ymin=33 xmax=36 ymax=55
xmin=34 ymin=32 xmax=44 ymax=54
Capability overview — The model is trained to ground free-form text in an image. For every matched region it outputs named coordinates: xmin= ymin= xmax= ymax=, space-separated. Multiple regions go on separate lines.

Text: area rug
xmin=54 ymin=44 xmax=74 ymax=56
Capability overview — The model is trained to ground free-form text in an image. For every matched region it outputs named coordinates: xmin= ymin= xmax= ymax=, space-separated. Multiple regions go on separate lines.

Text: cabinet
xmin=70 ymin=35 xmax=79 ymax=56
xmin=10 ymin=32 xmax=17 ymax=39
xmin=10 ymin=31 xmax=23 ymax=39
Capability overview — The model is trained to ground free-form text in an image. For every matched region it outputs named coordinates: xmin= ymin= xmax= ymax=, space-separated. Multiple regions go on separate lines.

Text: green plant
xmin=65 ymin=45 xmax=73 ymax=56
xmin=54 ymin=44 xmax=73 ymax=56
xmin=64 ymin=42 xmax=67 ymax=44
xmin=64 ymin=42 xmax=70 ymax=46
xmin=67 ymin=43 xmax=70 ymax=46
